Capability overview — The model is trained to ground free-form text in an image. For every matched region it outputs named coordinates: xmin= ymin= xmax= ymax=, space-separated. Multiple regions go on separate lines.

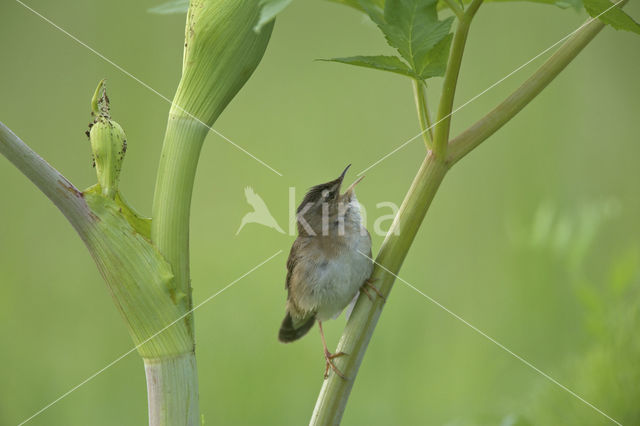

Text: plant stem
xmin=144 ymin=353 xmax=200 ymax=426
xmin=432 ymin=0 xmax=483 ymax=157
xmin=443 ymin=0 xmax=464 ymax=20
xmin=412 ymin=79 xmax=434 ymax=150
xmin=0 ymin=121 xmax=92 ymax=233
xmin=148 ymin=2 xmax=272 ymax=423
xmin=150 ymin=111 xmax=207 ymax=426
xmin=447 ymin=12 xmax=608 ymax=165
xmin=310 ymin=1 xmax=616 ymax=422
xmin=310 ymin=153 xmax=449 ymax=425
xmin=152 ymin=112 xmax=209 ymax=332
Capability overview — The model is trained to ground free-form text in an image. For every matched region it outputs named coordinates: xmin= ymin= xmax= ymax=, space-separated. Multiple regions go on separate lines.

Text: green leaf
xmin=436 ymin=0 xmax=583 ymax=9
xmin=321 ymin=55 xmax=421 ymax=78
xmin=418 ymin=32 xmax=453 ymax=78
xmin=328 ymin=0 xmax=586 ymax=15
xmin=362 ymin=0 xmax=454 ymax=78
xmin=326 ymin=0 xmax=384 ymax=12
xmin=148 ymin=0 xmax=188 ymax=14
xmin=485 ymin=0 xmax=581 ymax=8
xmin=584 ymin=0 xmax=640 ymax=34
xmin=255 ymin=0 xmax=293 ymax=32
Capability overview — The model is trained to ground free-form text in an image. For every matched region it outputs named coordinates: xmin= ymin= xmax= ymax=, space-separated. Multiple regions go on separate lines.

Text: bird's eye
xmin=322 ymin=189 xmax=335 ymax=201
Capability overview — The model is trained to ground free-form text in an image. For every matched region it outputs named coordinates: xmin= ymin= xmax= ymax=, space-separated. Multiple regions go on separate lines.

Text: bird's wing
xmin=285 ymin=237 xmax=303 ymax=292
xmin=244 ymin=186 xmax=269 ymax=211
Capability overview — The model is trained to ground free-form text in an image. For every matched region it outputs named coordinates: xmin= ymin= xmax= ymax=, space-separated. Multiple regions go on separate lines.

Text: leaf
xmin=329 ymin=0 xmax=586 ymax=16
xmin=584 ymin=0 xmax=640 ymax=34
xmin=148 ymin=0 xmax=188 ymax=14
xmin=326 ymin=0 xmax=384 ymax=12
xmin=436 ymin=0 xmax=583 ymax=9
xmin=255 ymin=0 xmax=293 ymax=32
xmin=418 ymin=32 xmax=453 ymax=78
xmin=321 ymin=55 xmax=421 ymax=78
xmin=362 ymin=0 xmax=454 ymax=78
xmin=485 ymin=0 xmax=581 ymax=8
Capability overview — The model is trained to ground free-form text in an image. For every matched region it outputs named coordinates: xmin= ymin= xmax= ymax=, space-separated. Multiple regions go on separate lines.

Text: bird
xmin=278 ymin=164 xmax=383 ymax=379
xmin=236 ymin=186 xmax=285 ymax=235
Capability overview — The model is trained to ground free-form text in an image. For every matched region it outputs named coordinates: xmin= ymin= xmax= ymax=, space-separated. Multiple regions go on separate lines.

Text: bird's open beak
xmin=344 ymin=175 xmax=365 ymax=195
xmin=338 ymin=164 xmax=351 ymax=182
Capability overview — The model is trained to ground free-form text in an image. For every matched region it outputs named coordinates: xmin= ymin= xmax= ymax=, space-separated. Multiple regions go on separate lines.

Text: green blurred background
xmin=1 ymin=1 xmax=639 ymax=425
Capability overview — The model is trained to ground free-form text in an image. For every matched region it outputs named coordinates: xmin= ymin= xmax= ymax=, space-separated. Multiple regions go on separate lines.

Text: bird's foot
xmin=323 ymin=350 xmax=347 ymax=380
xmin=360 ymin=278 xmax=385 ymax=302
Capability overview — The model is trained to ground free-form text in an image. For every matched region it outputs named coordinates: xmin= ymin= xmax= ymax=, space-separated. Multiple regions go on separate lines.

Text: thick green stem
xmin=447 ymin=12 xmax=608 ymax=165
xmin=152 ymin=112 xmax=209 ymax=331
xmin=144 ymin=353 xmax=200 ymax=426
xmin=310 ymin=153 xmax=449 ymax=425
xmin=432 ymin=0 xmax=483 ymax=157
xmin=149 ymin=112 xmax=207 ymax=425
xmin=412 ymin=79 xmax=434 ymax=150
xmin=148 ymin=2 xmax=272 ymax=424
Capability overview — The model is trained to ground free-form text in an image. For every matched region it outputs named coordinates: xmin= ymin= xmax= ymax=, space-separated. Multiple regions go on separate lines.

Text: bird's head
xmin=296 ymin=165 xmax=365 ymax=236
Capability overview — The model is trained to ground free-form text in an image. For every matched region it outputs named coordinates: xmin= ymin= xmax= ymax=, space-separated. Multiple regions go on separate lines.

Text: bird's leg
xmin=318 ymin=320 xmax=347 ymax=380
xmin=360 ymin=277 xmax=385 ymax=302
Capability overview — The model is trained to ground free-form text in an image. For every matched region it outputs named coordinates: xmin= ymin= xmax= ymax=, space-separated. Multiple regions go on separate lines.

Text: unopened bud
xmin=171 ymin=0 xmax=274 ymax=125
xmin=89 ymin=80 xmax=127 ymax=199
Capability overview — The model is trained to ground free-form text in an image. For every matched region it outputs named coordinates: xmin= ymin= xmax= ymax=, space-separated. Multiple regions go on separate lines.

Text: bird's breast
xmin=291 ymin=229 xmax=373 ymax=320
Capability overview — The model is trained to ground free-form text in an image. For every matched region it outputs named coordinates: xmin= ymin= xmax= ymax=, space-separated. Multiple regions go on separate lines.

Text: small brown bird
xmin=278 ymin=165 xmax=381 ymax=378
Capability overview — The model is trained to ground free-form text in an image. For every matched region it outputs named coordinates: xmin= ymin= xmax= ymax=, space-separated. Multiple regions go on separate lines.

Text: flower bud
xmin=171 ymin=0 xmax=274 ymax=125
xmin=89 ymin=80 xmax=127 ymax=199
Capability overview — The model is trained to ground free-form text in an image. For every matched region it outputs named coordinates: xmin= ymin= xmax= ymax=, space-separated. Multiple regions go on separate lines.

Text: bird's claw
xmin=360 ymin=278 xmax=385 ymax=302
xmin=323 ymin=351 xmax=347 ymax=380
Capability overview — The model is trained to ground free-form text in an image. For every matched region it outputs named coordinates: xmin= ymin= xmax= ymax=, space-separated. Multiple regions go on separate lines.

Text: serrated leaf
xmin=360 ymin=0 xmax=454 ymax=78
xmin=322 ymin=55 xmax=421 ymax=78
xmin=584 ymin=0 xmax=640 ymax=34
xmin=329 ymin=0 xmax=584 ymax=15
xmin=437 ymin=0 xmax=583 ymax=9
xmin=485 ymin=0 xmax=581 ymax=8
xmin=255 ymin=0 xmax=293 ymax=32
xmin=148 ymin=0 xmax=188 ymax=14
xmin=418 ymin=32 xmax=453 ymax=78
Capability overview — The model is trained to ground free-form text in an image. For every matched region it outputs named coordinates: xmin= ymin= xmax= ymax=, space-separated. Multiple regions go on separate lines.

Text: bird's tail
xmin=278 ymin=312 xmax=315 ymax=343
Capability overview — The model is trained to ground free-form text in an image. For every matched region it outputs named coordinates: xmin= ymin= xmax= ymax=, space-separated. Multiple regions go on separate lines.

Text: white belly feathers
xmin=293 ymin=228 xmax=373 ymax=321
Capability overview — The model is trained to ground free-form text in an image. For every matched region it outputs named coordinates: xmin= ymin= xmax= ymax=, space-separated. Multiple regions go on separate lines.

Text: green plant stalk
xmin=412 ymin=79 xmax=434 ymax=149
xmin=442 ymin=0 xmax=464 ymax=19
xmin=152 ymin=114 xmax=209 ymax=330
xmin=446 ymin=13 xmax=608 ymax=165
xmin=145 ymin=353 xmax=200 ymax=426
xmin=149 ymin=1 xmax=273 ymax=425
xmin=0 ymin=123 xmax=193 ymax=360
xmin=432 ymin=0 xmax=483 ymax=157
xmin=151 ymin=0 xmax=274 ymax=329
xmin=311 ymin=4 xmax=613 ymax=424
xmin=0 ymin=121 xmax=91 ymax=234
xmin=310 ymin=153 xmax=449 ymax=425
